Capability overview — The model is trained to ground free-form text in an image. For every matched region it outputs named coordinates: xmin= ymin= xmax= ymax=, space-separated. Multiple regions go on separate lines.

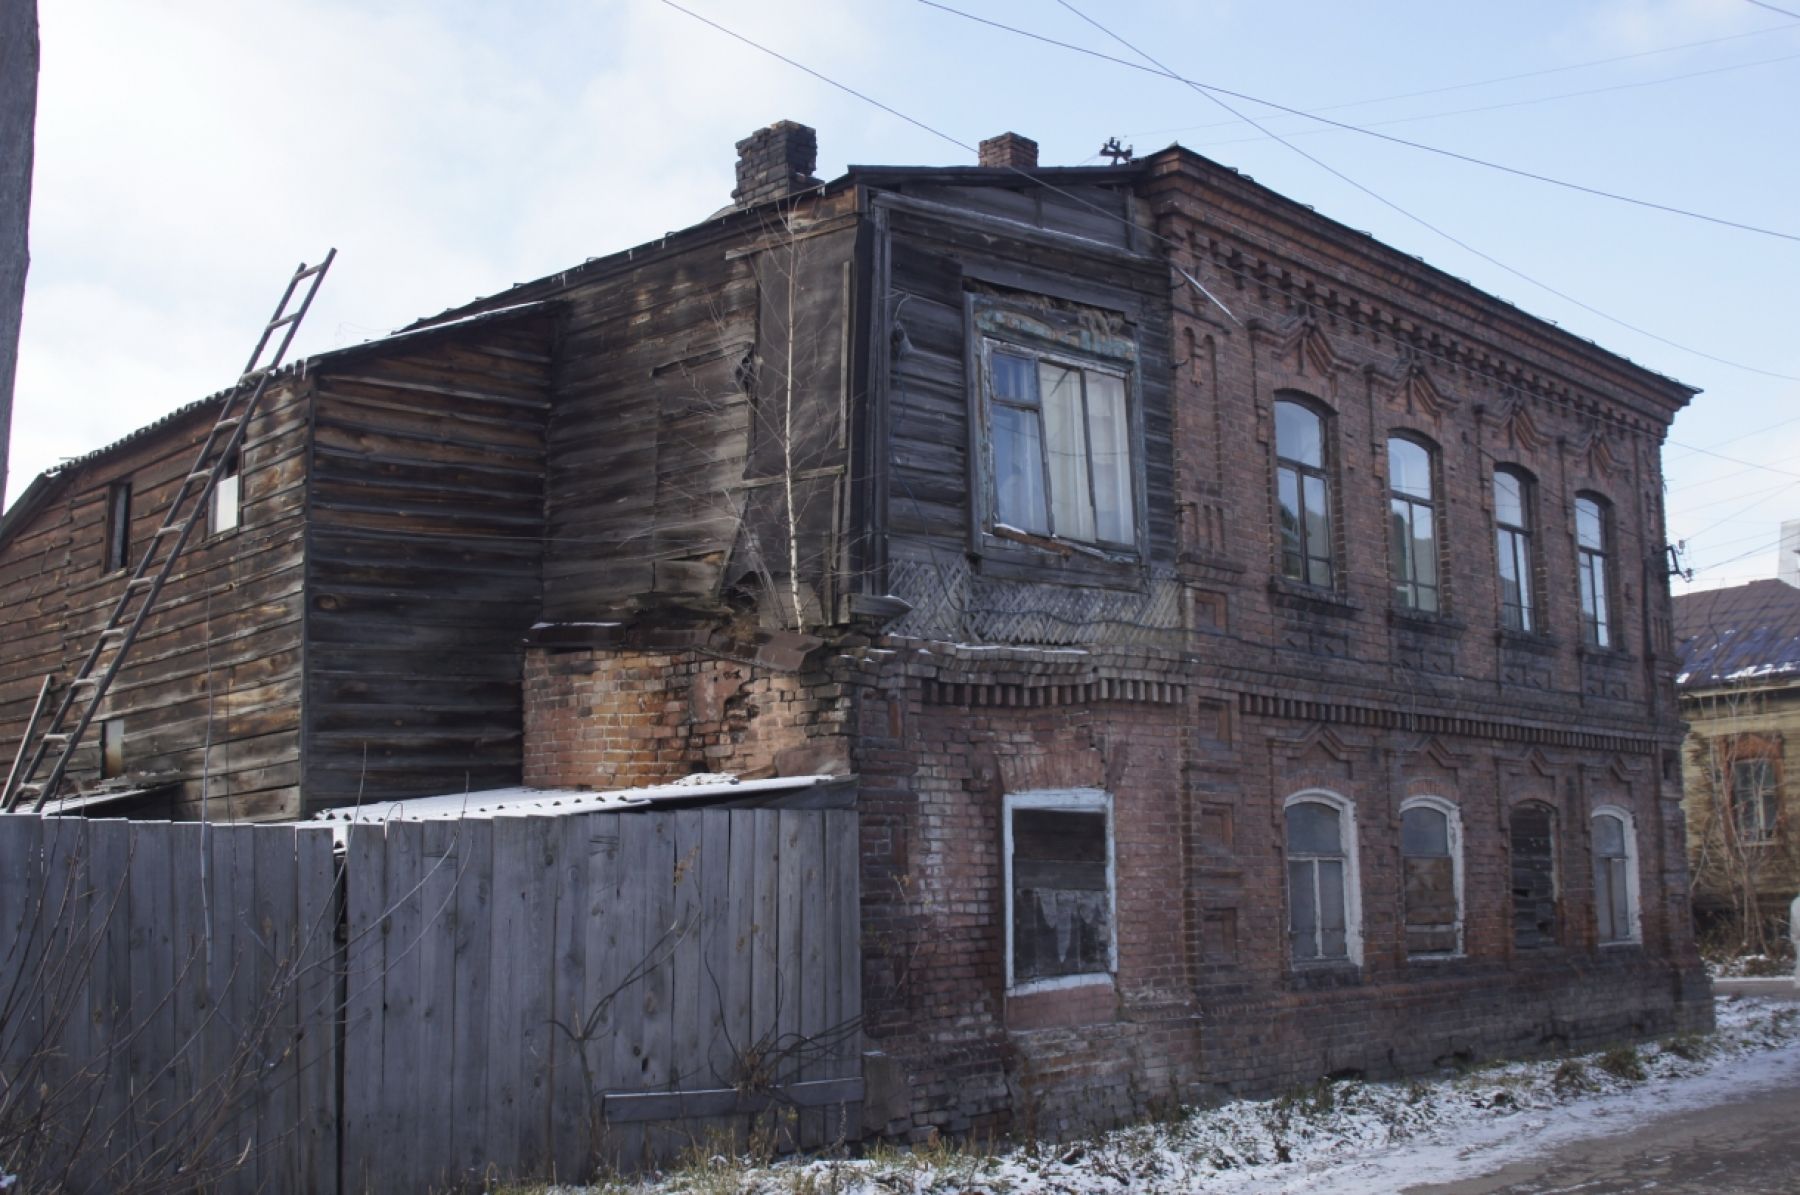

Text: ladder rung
xmin=125 ymin=577 xmax=154 ymax=592
xmin=98 ymin=628 xmax=128 ymax=641
xmin=70 ymin=677 xmax=99 ymax=689
xmin=269 ymin=313 xmax=302 ymax=329
xmin=294 ymin=263 xmax=327 ymax=280
xmin=153 ymin=524 xmax=183 ymax=538
xmin=40 ymin=733 xmax=70 ymax=744
xmin=182 ymin=469 xmax=214 ymax=486
xmin=213 ymin=416 xmax=242 ymax=430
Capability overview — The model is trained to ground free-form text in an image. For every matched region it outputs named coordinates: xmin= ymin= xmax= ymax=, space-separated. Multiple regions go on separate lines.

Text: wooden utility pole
xmin=0 ymin=0 xmax=37 ymax=503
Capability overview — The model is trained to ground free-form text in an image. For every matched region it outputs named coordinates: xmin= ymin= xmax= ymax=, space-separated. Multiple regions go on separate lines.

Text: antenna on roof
xmin=1099 ymin=137 xmax=1134 ymax=165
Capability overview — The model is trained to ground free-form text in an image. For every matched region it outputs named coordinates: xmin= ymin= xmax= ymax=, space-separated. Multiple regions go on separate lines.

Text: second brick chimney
xmin=733 ymin=120 xmax=821 ymax=208
xmin=979 ymin=132 xmax=1038 ymax=170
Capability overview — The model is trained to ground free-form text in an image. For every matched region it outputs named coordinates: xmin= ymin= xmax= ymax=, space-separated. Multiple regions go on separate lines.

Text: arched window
xmin=1285 ymin=791 xmax=1360 ymax=964
xmin=1592 ymin=806 xmax=1641 ymax=944
xmin=1494 ymin=467 xmax=1536 ymax=632
xmin=1388 ymin=436 xmax=1441 ymax=613
xmin=1510 ymin=800 xmax=1558 ymax=949
xmin=1401 ymin=797 xmax=1463 ymax=956
xmin=1275 ymin=398 xmax=1334 ymax=588
xmin=1575 ymin=494 xmax=1611 ymax=648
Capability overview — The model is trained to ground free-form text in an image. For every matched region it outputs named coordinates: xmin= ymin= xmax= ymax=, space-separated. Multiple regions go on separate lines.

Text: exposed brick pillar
xmin=732 ymin=120 xmax=820 ymax=207
xmin=979 ymin=132 xmax=1038 ymax=170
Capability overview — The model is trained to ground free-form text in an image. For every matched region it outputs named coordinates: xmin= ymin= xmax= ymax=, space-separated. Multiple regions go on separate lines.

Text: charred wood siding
xmin=303 ymin=323 xmax=553 ymax=813
xmin=0 ymin=382 xmax=311 ymax=817
xmin=541 ymin=219 xmax=855 ymax=626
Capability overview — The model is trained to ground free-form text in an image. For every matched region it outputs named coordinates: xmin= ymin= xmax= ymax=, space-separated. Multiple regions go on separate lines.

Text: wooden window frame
xmin=210 ymin=452 xmax=242 ymax=536
xmin=1727 ymin=744 xmax=1782 ymax=846
xmin=1400 ymin=795 xmax=1464 ymax=958
xmin=1002 ymin=788 xmax=1116 ymax=994
xmin=1284 ymin=789 xmax=1362 ymax=967
xmin=104 ymin=481 xmax=132 ymax=574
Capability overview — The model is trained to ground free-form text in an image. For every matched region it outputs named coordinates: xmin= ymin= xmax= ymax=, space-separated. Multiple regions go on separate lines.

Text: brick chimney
xmin=732 ymin=120 xmax=821 ymax=208
xmin=979 ymin=132 xmax=1038 ymax=170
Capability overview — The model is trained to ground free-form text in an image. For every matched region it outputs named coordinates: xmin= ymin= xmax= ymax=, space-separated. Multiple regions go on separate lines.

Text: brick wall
xmin=522 ymin=647 xmax=850 ymax=789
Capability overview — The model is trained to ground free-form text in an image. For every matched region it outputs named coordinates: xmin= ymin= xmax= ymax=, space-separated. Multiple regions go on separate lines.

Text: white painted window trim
xmin=1591 ymin=804 xmax=1642 ymax=946
xmin=1003 ymin=787 xmax=1117 ymax=995
xmin=1399 ymin=795 xmax=1465 ymax=959
xmin=1283 ymin=788 xmax=1363 ymax=967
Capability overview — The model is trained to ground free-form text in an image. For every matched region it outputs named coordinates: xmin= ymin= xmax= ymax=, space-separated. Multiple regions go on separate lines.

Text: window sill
xmin=1406 ymin=951 xmax=1466 ymax=964
xmin=1576 ymin=643 xmax=1633 ymax=665
xmin=1598 ymin=939 xmax=1642 ymax=950
xmin=1267 ymin=576 xmax=1358 ymax=619
xmin=975 ymin=529 xmax=1145 ymax=589
xmin=1008 ymin=971 xmax=1114 ymax=998
xmin=1388 ymin=608 xmax=1463 ymax=637
xmin=1496 ymin=627 xmax=1559 ymax=656
xmin=1288 ymin=961 xmax=1363 ymax=991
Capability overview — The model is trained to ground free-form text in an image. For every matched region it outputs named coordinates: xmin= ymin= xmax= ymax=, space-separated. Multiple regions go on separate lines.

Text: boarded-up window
xmin=1007 ymin=795 xmax=1112 ymax=986
xmin=104 ymin=482 xmax=132 ymax=573
xmin=1287 ymin=798 xmax=1352 ymax=963
xmin=1402 ymin=802 xmax=1459 ymax=956
xmin=1592 ymin=811 xmax=1637 ymax=944
xmin=1510 ymin=801 xmax=1558 ymax=949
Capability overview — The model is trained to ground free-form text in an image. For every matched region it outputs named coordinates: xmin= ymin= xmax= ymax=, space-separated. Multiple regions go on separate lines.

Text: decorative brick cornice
xmin=1238 ymin=691 xmax=1658 ymax=756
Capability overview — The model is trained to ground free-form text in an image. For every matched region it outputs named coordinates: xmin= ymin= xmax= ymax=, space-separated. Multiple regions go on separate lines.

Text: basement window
xmin=1004 ymin=789 xmax=1115 ymax=992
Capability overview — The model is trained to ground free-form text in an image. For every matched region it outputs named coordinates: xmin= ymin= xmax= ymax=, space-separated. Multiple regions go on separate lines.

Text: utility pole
xmin=0 ymin=0 xmax=37 ymax=504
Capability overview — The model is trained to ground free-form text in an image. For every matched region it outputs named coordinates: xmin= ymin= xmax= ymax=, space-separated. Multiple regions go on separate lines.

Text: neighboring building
xmin=1675 ymin=577 xmax=1800 ymax=942
xmin=0 ymin=122 xmax=1710 ymax=1139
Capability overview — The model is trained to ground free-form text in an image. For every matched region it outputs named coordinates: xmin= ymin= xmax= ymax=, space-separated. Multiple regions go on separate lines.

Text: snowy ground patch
xmin=547 ymin=994 xmax=1800 ymax=1195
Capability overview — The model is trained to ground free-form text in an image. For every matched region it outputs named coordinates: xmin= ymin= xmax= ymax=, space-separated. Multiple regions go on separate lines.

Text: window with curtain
xmin=1275 ymin=399 xmax=1334 ymax=588
xmin=1575 ymin=495 xmax=1611 ymax=648
xmin=1494 ymin=468 xmax=1535 ymax=632
xmin=1388 ymin=436 xmax=1441 ymax=613
xmin=987 ymin=347 xmax=1135 ymax=548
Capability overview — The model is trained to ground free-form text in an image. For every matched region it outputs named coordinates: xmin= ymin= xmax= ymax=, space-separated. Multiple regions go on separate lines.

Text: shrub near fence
xmin=0 ymin=806 xmax=861 ymax=1194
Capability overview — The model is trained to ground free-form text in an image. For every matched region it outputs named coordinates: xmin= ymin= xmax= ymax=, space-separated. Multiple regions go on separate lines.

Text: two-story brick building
xmin=0 ymin=122 xmax=1710 ymax=1138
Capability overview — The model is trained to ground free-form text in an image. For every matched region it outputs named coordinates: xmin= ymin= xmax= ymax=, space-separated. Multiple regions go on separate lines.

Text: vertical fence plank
xmin=722 ymin=811 xmax=758 ymax=1150
xmin=378 ymin=820 xmax=425 ymax=1193
xmin=162 ymin=823 xmax=208 ymax=1183
xmin=826 ymin=809 xmax=862 ymax=1135
xmin=639 ymin=812 xmax=679 ymax=1165
xmin=797 ymin=811 xmax=831 ymax=1148
xmin=517 ymin=816 xmax=559 ymax=1177
xmin=36 ymin=817 xmax=85 ymax=1177
xmin=414 ymin=818 xmax=460 ymax=1193
xmin=581 ymin=813 xmax=622 ymax=1174
xmin=669 ymin=810 xmax=705 ymax=1150
xmin=448 ymin=817 xmax=493 ymax=1187
xmin=87 ymin=819 xmax=133 ymax=1185
xmin=339 ymin=821 xmax=387 ymax=1195
xmin=484 ymin=816 xmax=529 ymax=1180
xmin=253 ymin=824 xmax=300 ymax=1190
xmin=293 ymin=826 xmax=341 ymax=1195
xmin=775 ymin=811 xmax=807 ymax=1149
xmin=748 ymin=811 xmax=781 ymax=1146
xmin=550 ymin=813 xmax=593 ymax=1183
xmin=127 ymin=818 xmax=178 ymax=1179
xmin=697 ymin=811 xmax=734 ymax=1145
xmin=214 ymin=823 xmax=263 ymax=1195
xmin=605 ymin=813 xmax=652 ymax=1170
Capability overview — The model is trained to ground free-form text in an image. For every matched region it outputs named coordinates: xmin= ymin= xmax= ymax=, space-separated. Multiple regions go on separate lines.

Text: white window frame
xmin=1002 ymin=787 xmax=1117 ymax=994
xmin=210 ymin=454 xmax=241 ymax=535
xmin=1399 ymin=795 xmax=1465 ymax=959
xmin=1591 ymin=804 xmax=1642 ymax=946
xmin=1283 ymin=788 xmax=1363 ymax=967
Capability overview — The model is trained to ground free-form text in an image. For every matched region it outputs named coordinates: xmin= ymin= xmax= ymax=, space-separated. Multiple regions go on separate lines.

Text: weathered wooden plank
xmin=378 ymin=818 xmax=425 ymax=1192
xmin=550 ymin=813 xmax=593 ymax=1182
xmin=578 ymin=813 xmax=623 ymax=1176
xmin=723 ymin=809 xmax=759 ymax=1139
xmin=292 ymin=827 xmax=340 ymax=1195
xmin=637 ymin=813 xmax=679 ymax=1165
xmin=126 ymin=817 xmax=178 ymax=1177
xmin=826 ymin=809 xmax=862 ymax=1134
xmin=792 ymin=811 xmax=828 ymax=1148
xmin=86 ymin=819 xmax=133 ymax=1186
xmin=251 ymin=824 xmax=299 ymax=1189
xmin=338 ymin=821 xmax=386 ymax=1195
xmin=482 ymin=815 xmax=530 ymax=1180
xmin=515 ymin=816 xmax=559 ymax=1177
xmin=604 ymin=813 xmax=652 ymax=1171
xmin=212 ymin=823 xmax=262 ymax=1195
xmin=34 ymin=818 xmax=84 ymax=1173
xmin=413 ymin=818 xmax=460 ymax=1194
xmin=448 ymin=817 xmax=494 ymax=1187
xmin=670 ymin=810 xmax=705 ymax=1125
xmin=161 ymin=823 xmax=208 ymax=1183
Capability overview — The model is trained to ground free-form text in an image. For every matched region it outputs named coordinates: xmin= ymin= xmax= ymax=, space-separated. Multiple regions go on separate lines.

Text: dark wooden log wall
xmin=0 ymin=380 xmax=312 ymax=818
xmin=872 ymin=182 xmax=1176 ymax=633
xmin=540 ymin=216 xmax=857 ymax=628
xmin=302 ymin=320 xmax=554 ymax=814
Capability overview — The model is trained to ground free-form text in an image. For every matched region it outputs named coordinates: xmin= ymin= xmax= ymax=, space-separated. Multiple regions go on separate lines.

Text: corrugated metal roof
xmin=1674 ymin=578 xmax=1800 ymax=687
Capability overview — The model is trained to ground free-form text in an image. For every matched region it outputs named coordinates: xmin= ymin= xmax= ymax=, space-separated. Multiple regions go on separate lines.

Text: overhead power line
xmin=1127 ymin=19 xmax=1800 ymax=138
xmin=1744 ymin=0 xmax=1800 ymax=20
xmin=920 ymin=0 xmax=1800 ymax=245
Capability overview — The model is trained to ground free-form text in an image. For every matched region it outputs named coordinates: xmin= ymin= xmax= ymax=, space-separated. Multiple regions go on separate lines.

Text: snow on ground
xmin=563 ymin=993 xmax=1800 ymax=1195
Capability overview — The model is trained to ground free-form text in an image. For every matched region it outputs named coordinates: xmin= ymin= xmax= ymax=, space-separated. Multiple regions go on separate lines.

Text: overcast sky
xmin=11 ymin=0 xmax=1798 ymax=592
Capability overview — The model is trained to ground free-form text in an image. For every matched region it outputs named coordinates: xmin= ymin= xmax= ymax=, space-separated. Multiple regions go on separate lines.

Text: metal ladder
xmin=2 ymin=251 xmax=336 ymax=812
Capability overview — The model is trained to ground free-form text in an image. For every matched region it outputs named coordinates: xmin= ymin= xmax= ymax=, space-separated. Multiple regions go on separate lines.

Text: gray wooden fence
xmin=0 ymin=807 xmax=861 ymax=1193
